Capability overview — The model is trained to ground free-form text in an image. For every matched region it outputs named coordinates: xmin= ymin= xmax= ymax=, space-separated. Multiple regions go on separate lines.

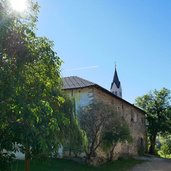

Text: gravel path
xmin=130 ymin=156 xmax=171 ymax=171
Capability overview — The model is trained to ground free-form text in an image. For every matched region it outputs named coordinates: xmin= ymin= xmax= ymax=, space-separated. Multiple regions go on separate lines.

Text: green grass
xmin=12 ymin=158 xmax=142 ymax=171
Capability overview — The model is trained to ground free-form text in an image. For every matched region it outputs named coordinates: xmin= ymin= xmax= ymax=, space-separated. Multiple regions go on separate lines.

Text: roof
xmin=111 ymin=67 xmax=120 ymax=89
xmin=63 ymin=76 xmax=96 ymax=89
xmin=62 ymin=76 xmax=145 ymax=114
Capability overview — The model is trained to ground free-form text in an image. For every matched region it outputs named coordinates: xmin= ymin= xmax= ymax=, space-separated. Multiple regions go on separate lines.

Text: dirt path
xmin=130 ymin=156 xmax=171 ymax=171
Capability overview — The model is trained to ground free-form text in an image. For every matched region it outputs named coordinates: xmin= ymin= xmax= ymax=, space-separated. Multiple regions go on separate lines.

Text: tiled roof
xmin=63 ymin=76 xmax=96 ymax=89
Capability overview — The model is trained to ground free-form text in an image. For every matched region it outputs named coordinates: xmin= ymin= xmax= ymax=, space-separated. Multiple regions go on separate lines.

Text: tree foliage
xmin=103 ymin=123 xmax=132 ymax=161
xmin=78 ymin=101 xmax=131 ymax=161
xmin=0 ymin=1 xmax=71 ymax=171
xmin=160 ymin=136 xmax=171 ymax=157
xmin=59 ymin=97 xmax=87 ymax=157
xmin=135 ymin=88 xmax=171 ymax=155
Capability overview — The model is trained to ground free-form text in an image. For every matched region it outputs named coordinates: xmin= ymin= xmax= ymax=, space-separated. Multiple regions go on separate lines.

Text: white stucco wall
xmin=65 ymin=88 xmax=94 ymax=113
xmin=111 ymin=82 xmax=122 ymax=98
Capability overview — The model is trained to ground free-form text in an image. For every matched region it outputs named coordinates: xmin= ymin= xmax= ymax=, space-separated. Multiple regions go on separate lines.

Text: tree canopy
xmin=135 ymin=88 xmax=171 ymax=155
xmin=78 ymin=101 xmax=131 ymax=162
xmin=0 ymin=1 xmax=72 ymax=171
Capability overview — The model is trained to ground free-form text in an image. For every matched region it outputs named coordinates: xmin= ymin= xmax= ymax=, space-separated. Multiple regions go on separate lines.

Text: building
xmin=110 ymin=65 xmax=122 ymax=98
xmin=62 ymin=68 xmax=146 ymax=159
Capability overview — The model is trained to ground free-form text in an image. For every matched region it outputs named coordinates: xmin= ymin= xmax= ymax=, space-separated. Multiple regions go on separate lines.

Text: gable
xmin=62 ymin=76 xmax=145 ymax=115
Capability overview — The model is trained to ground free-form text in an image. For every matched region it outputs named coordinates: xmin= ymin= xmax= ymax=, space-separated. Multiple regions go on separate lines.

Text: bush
xmin=160 ymin=139 xmax=171 ymax=157
xmin=0 ymin=152 xmax=15 ymax=171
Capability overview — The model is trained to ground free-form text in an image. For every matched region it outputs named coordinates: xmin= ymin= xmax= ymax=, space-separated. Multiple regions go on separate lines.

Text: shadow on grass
xmin=12 ymin=158 xmax=143 ymax=171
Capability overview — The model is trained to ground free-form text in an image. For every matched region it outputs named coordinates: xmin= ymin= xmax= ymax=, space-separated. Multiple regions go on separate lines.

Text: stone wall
xmin=64 ymin=87 xmax=94 ymax=113
xmin=64 ymin=86 xmax=146 ymax=159
xmin=92 ymin=86 xmax=146 ymax=157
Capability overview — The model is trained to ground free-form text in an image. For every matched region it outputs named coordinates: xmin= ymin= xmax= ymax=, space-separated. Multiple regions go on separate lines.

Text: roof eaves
xmin=62 ymin=84 xmax=96 ymax=90
xmin=62 ymin=77 xmax=145 ymax=114
xmin=93 ymin=84 xmax=146 ymax=114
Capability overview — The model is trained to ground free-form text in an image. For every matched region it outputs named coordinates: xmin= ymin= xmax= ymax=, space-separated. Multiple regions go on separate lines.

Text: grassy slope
xmin=12 ymin=158 xmax=142 ymax=171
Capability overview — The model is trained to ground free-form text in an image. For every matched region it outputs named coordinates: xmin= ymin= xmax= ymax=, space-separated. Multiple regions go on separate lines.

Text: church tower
xmin=110 ymin=65 xmax=122 ymax=98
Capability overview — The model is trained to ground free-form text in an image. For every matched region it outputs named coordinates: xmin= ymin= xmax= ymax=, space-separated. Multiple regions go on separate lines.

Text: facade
xmin=62 ymin=75 xmax=146 ymax=159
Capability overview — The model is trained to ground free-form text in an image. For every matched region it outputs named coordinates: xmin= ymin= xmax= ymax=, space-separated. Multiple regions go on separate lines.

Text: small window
xmin=134 ymin=113 xmax=137 ymax=122
xmin=115 ymin=91 xmax=117 ymax=96
xmin=131 ymin=113 xmax=134 ymax=122
xmin=131 ymin=113 xmax=137 ymax=122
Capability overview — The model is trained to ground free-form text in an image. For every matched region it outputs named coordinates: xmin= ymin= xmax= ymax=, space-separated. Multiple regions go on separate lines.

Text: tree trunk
xmin=87 ymin=149 xmax=93 ymax=160
xmin=108 ymin=144 xmax=116 ymax=161
xmin=87 ymin=142 xmax=95 ymax=159
xmin=149 ymin=134 xmax=156 ymax=155
xmin=25 ymin=146 xmax=30 ymax=171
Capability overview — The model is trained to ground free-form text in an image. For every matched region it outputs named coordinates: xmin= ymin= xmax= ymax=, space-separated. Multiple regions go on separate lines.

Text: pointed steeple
xmin=110 ymin=65 xmax=122 ymax=98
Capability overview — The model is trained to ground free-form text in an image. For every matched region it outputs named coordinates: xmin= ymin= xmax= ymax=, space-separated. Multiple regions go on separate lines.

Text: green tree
xmin=161 ymin=138 xmax=171 ymax=157
xmin=160 ymin=136 xmax=171 ymax=157
xmin=0 ymin=1 xmax=70 ymax=171
xmin=60 ymin=97 xmax=87 ymax=157
xmin=103 ymin=123 xmax=132 ymax=161
xmin=78 ymin=101 xmax=131 ymax=161
xmin=135 ymin=88 xmax=171 ymax=155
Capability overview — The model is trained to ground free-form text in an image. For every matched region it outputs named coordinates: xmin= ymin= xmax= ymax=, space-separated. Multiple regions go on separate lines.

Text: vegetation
xmin=60 ymin=97 xmax=86 ymax=157
xmin=156 ymin=135 xmax=171 ymax=158
xmin=0 ymin=152 xmax=15 ymax=171
xmin=160 ymin=139 xmax=171 ymax=158
xmin=135 ymin=88 xmax=171 ymax=155
xmin=11 ymin=158 xmax=142 ymax=171
xmin=0 ymin=0 xmax=83 ymax=171
xmin=78 ymin=101 xmax=131 ymax=161
xmin=103 ymin=123 xmax=132 ymax=161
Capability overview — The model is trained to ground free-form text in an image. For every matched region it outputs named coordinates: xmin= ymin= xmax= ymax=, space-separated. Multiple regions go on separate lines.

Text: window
xmin=131 ymin=113 xmax=137 ymax=122
xmin=134 ymin=113 xmax=137 ymax=122
xmin=131 ymin=113 xmax=134 ymax=122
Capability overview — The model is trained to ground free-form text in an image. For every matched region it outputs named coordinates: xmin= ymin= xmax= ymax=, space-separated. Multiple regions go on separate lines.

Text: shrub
xmin=0 ymin=152 xmax=15 ymax=171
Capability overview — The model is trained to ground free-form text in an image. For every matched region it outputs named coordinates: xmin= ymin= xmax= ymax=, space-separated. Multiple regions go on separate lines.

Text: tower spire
xmin=110 ymin=65 xmax=122 ymax=98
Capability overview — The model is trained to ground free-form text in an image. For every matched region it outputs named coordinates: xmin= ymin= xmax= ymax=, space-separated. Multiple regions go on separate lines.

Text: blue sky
xmin=36 ymin=0 xmax=171 ymax=103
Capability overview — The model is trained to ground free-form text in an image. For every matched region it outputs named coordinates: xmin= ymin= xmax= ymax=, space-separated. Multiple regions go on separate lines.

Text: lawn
xmin=12 ymin=158 xmax=142 ymax=171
